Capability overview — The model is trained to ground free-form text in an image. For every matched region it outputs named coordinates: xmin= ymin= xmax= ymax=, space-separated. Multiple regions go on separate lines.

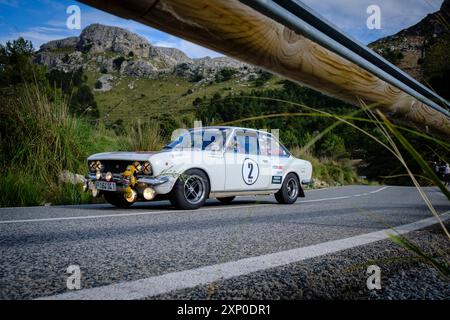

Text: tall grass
xmin=0 ymin=84 xmax=124 ymax=206
xmin=119 ymin=119 xmax=164 ymax=151
xmin=0 ymin=84 xmax=88 ymax=206
xmin=290 ymin=147 xmax=358 ymax=186
xmin=0 ymin=84 xmax=166 ymax=207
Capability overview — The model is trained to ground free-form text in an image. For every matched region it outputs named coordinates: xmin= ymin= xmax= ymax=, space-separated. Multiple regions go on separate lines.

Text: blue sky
xmin=0 ymin=0 xmax=444 ymax=58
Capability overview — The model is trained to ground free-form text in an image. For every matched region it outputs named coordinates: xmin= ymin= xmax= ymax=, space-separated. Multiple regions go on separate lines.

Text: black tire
xmin=104 ymin=192 xmax=134 ymax=209
xmin=217 ymin=196 xmax=236 ymax=204
xmin=170 ymin=169 xmax=210 ymax=210
xmin=275 ymin=173 xmax=300 ymax=204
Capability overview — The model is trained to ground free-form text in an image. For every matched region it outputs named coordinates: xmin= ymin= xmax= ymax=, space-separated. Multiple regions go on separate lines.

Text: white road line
xmin=38 ymin=212 xmax=449 ymax=300
xmin=301 ymin=196 xmax=351 ymax=203
xmin=0 ymin=186 xmax=389 ymax=224
xmin=369 ymin=186 xmax=389 ymax=194
xmin=0 ymin=204 xmax=270 ymax=224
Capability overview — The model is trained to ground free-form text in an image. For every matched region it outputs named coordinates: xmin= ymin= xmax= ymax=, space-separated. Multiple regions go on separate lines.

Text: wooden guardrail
xmin=78 ymin=0 xmax=450 ymax=136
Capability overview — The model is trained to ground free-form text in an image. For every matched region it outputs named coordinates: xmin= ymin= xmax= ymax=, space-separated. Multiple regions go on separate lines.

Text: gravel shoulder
xmin=151 ymin=222 xmax=450 ymax=300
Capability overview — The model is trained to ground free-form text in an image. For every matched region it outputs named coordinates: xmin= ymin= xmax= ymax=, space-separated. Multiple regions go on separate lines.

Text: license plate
xmin=95 ymin=181 xmax=116 ymax=191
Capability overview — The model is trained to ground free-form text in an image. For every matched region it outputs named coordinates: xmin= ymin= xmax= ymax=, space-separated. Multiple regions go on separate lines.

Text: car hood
xmin=87 ymin=151 xmax=163 ymax=162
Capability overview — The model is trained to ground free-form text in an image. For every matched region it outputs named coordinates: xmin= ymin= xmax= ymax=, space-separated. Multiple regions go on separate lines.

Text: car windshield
xmin=163 ymin=129 xmax=230 ymax=151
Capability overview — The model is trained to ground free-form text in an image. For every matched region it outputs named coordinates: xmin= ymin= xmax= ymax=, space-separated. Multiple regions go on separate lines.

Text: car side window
xmin=258 ymin=133 xmax=270 ymax=156
xmin=229 ymin=131 xmax=259 ymax=155
xmin=258 ymin=134 xmax=290 ymax=158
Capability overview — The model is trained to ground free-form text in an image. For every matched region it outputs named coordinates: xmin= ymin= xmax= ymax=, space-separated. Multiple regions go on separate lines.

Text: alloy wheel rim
xmin=183 ymin=175 xmax=206 ymax=205
xmin=287 ymin=178 xmax=299 ymax=199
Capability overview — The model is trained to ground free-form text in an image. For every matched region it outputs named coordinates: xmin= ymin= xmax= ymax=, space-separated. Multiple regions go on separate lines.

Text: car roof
xmin=190 ymin=126 xmax=270 ymax=134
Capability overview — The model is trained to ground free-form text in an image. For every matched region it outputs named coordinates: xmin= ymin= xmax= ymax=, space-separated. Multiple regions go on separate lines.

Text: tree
xmin=423 ymin=35 xmax=450 ymax=100
xmin=70 ymin=84 xmax=99 ymax=119
xmin=0 ymin=37 xmax=47 ymax=87
xmin=215 ymin=67 xmax=236 ymax=82
xmin=254 ymin=71 xmax=273 ymax=87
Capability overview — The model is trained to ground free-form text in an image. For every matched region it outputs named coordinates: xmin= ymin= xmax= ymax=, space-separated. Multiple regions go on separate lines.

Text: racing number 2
xmin=242 ymin=158 xmax=259 ymax=185
xmin=247 ymin=162 xmax=254 ymax=180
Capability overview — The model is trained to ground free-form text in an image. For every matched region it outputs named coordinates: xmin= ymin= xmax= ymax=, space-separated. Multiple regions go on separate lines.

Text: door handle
xmin=263 ymin=159 xmax=269 ymax=163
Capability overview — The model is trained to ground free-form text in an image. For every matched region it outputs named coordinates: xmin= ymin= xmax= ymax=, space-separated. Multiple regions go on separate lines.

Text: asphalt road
xmin=0 ymin=185 xmax=449 ymax=300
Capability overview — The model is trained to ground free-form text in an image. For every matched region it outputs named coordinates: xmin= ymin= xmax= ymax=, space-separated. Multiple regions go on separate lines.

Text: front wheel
xmin=170 ymin=169 xmax=210 ymax=210
xmin=275 ymin=173 xmax=300 ymax=204
xmin=104 ymin=192 xmax=134 ymax=209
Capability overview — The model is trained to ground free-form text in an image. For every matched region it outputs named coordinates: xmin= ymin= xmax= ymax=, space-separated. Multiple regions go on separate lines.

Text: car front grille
xmin=101 ymin=161 xmax=133 ymax=174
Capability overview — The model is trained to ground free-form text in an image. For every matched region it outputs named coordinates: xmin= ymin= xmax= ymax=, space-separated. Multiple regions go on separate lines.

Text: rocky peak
xmin=36 ymin=23 xmax=257 ymax=82
xmin=77 ymin=23 xmax=152 ymax=58
xmin=373 ymin=0 xmax=449 ymax=42
xmin=369 ymin=0 xmax=449 ymax=81
xmin=150 ymin=47 xmax=192 ymax=65
xmin=40 ymin=36 xmax=79 ymax=52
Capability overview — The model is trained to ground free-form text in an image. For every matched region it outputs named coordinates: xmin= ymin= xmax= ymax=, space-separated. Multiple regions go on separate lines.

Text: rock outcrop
xmin=36 ymin=23 xmax=257 ymax=81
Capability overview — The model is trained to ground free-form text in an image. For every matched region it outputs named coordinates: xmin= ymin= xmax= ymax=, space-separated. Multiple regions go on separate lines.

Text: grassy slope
xmin=85 ymin=70 xmax=283 ymax=125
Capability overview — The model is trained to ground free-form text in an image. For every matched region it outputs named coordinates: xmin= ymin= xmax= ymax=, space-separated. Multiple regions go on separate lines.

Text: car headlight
xmin=133 ymin=161 xmax=143 ymax=173
xmin=143 ymin=161 xmax=152 ymax=175
xmin=96 ymin=161 xmax=104 ymax=172
xmin=90 ymin=161 xmax=103 ymax=173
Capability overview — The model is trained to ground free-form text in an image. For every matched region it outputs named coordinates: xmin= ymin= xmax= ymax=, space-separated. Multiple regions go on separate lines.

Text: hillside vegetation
xmin=1 ymin=11 xmax=449 ymax=207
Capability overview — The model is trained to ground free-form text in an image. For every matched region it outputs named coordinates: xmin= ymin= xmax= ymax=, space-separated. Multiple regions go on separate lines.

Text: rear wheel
xmin=217 ymin=196 xmax=236 ymax=204
xmin=275 ymin=173 xmax=300 ymax=204
xmin=104 ymin=192 xmax=134 ymax=209
xmin=170 ymin=169 xmax=210 ymax=210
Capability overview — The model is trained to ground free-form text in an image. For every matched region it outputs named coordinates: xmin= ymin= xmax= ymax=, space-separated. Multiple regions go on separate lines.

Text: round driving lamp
xmin=105 ymin=172 xmax=113 ymax=182
xmin=95 ymin=171 xmax=101 ymax=180
xmin=143 ymin=187 xmax=156 ymax=200
xmin=91 ymin=186 xmax=99 ymax=198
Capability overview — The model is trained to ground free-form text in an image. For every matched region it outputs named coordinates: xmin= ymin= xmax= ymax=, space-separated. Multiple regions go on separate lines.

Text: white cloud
xmin=153 ymin=40 xmax=178 ymax=48
xmin=0 ymin=21 xmax=80 ymax=47
xmin=154 ymin=38 xmax=222 ymax=58
xmin=301 ymin=0 xmax=444 ymax=43
xmin=2 ymin=0 xmax=442 ymax=55
xmin=177 ymin=40 xmax=222 ymax=58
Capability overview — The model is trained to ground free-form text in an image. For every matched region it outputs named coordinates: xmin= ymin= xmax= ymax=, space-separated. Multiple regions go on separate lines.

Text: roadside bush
xmin=291 ymin=147 xmax=358 ymax=186
xmin=120 ymin=120 xmax=164 ymax=151
xmin=94 ymin=80 xmax=103 ymax=89
xmin=0 ymin=84 xmax=120 ymax=207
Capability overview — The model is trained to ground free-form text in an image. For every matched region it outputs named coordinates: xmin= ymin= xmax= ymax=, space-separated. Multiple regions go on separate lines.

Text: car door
xmin=224 ymin=130 xmax=271 ymax=191
xmin=264 ymin=134 xmax=292 ymax=188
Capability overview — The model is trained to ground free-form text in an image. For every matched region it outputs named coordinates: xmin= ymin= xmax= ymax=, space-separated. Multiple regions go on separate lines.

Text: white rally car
xmin=85 ymin=127 xmax=313 ymax=210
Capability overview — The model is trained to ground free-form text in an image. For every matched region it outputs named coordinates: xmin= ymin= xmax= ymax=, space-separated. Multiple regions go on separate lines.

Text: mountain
xmin=36 ymin=23 xmax=257 ymax=82
xmin=369 ymin=0 xmax=450 ymax=80
xmin=34 ymin=24 xmax=273 ymax=126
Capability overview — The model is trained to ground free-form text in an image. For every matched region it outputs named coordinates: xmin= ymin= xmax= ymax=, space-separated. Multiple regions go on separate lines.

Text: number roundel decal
xmin=242 ymin=158 xmax=259 ymax=185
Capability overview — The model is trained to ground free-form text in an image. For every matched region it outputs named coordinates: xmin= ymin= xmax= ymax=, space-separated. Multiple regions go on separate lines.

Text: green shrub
xmin=94 ymin=80 xmax=103 ymax=89
xmin=0 ymin=84 xmax=120 ymax=207
xmin=215 ymin=68 xmax=236 ymax=82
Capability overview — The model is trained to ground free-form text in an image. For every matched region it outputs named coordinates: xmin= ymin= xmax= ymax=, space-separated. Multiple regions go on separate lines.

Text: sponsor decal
xmin=272 ymin=176 xmax=282 ymax=184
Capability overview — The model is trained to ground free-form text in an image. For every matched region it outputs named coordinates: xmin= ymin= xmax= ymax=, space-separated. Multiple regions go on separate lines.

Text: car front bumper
xmin=84 ymin=172 xmax=170 ymax=197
